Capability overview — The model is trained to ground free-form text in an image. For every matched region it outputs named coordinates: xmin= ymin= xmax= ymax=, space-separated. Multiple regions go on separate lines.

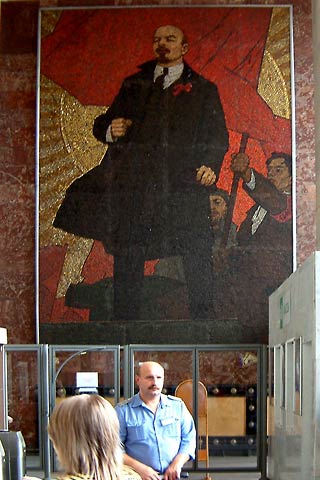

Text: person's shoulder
xmin=184 ymin=63 xmax=217 ymax=88
xmin=116 ymin=397 xmax=134 ymax=407
xmin=196 ymin=75 xmax=219 ymax=95
xmin=123 ymin=60 xmax=155 ymax=83
xmin=166 ymin=394 xmax=183 ymax=402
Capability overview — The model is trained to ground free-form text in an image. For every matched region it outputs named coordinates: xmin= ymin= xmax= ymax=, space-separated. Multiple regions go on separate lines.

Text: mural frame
xmin=36 ymin=5 xmax=295 ymax=345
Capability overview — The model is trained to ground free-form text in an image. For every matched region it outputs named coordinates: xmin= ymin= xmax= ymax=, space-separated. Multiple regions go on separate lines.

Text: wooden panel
xmin=207 ymin=397 xmax=246 ymax=436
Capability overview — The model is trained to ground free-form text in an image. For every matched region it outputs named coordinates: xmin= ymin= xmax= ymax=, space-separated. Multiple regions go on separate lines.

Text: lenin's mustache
xmin=156 ymin=47 xmax=170 ymax=54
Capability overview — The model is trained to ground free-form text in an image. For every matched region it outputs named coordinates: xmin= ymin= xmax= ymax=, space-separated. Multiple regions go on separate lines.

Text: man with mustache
xmin=115 ymin=361 xmax=196 ymax=480
xmin=54 ymin=25 xmax=228 ymax=321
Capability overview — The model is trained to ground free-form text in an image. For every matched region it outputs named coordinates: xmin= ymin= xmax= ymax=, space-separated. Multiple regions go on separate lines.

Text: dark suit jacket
xmin=235 ymin=170 xmax=293 ymax=293
xmin=238 ymin=170 xmax=292 ymax=252
xmin=54 ymin=61 xmax=229 ymax=258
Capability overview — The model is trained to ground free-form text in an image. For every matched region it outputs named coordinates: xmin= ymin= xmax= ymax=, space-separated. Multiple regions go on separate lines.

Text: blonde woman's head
xmin=48 ymin=394 xmax=122 ymax=480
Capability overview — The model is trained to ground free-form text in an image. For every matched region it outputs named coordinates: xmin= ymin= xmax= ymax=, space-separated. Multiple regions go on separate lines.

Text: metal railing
xmin=3 ymin=344 xmax=268 ymax=480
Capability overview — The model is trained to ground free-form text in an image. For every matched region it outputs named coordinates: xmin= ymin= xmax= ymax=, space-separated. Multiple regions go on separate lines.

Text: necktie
xmin=154 ymin=67 xmax=168 ymax=89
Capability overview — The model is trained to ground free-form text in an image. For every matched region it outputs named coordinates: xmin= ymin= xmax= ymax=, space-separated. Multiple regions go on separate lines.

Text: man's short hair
xmin=266 ymin=152 xmax=292 ymax=172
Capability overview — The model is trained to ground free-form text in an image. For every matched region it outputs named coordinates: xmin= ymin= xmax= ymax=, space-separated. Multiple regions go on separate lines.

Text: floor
xmin=26 ymin=472 xmax=262 ymax=480
xmin=190 ymin=475 xmax=261 ymax=479
xmin=26 ymin=456 xmax=264 ymax=479
xmin=189 ymin=456 xmax=263 ymax=479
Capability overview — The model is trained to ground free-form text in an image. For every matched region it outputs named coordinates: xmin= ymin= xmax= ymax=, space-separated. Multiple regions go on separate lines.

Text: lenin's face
xmin=153 ymin=25 xmax=188 ymax=66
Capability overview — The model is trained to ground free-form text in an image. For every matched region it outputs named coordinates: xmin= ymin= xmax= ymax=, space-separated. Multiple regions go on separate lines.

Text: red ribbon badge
xmin=173 ymin=82 xmax=193 ymax=96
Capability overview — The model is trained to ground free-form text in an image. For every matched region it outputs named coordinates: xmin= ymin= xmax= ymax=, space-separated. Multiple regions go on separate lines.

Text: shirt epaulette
xmin=167 ymin=394 xmax=181 ymax=401
xmin=117 ymin=397 xmax=133 ymax=406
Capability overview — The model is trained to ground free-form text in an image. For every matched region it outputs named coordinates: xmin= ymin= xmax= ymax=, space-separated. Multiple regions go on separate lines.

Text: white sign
xmin=76 ymin=371 xmax=98 ymax=393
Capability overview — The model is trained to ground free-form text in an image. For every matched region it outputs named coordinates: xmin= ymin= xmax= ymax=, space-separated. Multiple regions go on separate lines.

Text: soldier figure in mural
xmin=54 ymin=24 xmax=229 ymax=321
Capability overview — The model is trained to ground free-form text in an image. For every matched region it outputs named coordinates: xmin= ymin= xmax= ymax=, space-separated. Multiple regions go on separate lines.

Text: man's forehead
xmin=142 ymin=366 xmax=163 ymax=375
xmin=139 ymin=362 xmax=164 ymax=375
xmin=154 ymin=25 xmax=183 ymax=38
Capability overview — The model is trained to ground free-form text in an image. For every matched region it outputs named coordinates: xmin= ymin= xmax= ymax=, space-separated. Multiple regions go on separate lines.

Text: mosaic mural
xmin=38 ymin=6 xmax=293 ymax=345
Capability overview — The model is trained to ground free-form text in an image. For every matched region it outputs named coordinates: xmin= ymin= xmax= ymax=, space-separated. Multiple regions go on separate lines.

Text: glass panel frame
xmin=49 ymin=345 xmax=120 ymax=473
xmin=5 ymin=345 xmax=47 ymax=472
xmin=294 ymin=337 xmax=302 ymax=416
xmin=4 ymin=344 xmax=267 ymax=478
xmin=127 ymin=344 xmax=266 ymax=475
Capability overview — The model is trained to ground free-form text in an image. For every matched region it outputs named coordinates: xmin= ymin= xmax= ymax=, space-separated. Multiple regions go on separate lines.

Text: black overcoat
xmin=54 ymin=61 xmax=229 ymax=258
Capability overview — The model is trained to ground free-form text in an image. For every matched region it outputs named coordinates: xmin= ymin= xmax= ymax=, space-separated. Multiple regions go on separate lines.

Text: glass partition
xmin=5 ymin=345 xmax=46 ymax=471
xmin=128 ymin=345 xmax=266 ymax=475
xmin=49 ymin=345 xmax=120 ymax=474
xmin=198 ymin=348 xmax=259 ymax=472
xmin=49 ymin=345 xmax=120 ymax=406
xmin=4 ymin=344 xmax=266 ymax=478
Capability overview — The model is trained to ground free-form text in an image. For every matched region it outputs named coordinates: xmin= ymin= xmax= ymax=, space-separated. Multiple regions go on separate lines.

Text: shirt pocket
xmin=127 ymin=424 xmax=147 ymax=440
xmin=160 ymin=416 xmax=180 ymax=437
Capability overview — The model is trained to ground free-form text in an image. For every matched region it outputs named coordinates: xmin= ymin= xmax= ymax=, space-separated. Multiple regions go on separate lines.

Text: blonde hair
xmin=48 ymin=394 xmax=123 ymax=480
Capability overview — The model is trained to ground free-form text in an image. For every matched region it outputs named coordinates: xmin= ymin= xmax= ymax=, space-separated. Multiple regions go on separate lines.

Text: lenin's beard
xmin=156 ymin=48 xmax=170 ymax=64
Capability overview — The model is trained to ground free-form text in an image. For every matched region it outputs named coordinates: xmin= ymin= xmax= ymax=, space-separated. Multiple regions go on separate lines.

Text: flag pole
xmin=221 ymin=132 xmax=249 ymax=247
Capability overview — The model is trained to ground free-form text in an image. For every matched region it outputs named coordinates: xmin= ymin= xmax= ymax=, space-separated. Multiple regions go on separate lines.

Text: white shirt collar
xmin=154 ymin=63 xmax=184 ymax=88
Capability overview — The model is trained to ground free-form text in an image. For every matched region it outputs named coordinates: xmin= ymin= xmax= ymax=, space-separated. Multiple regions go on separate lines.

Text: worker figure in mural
xmin=155 ymin=187 xmax=237 ymax=282
xmin=54 ymin=25 xmax=229 ymax=321
xmin=209 ymin=188 xmax=238 ymax=250
xmin=214 ymin=151 xmax=293 ymax=342
xmin=231 ymin=151 xmax=292 ymax=274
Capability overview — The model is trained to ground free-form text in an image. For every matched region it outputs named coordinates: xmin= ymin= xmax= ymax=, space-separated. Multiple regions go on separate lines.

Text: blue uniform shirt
xmin=115 ymin=393 xmax=196 ymax=473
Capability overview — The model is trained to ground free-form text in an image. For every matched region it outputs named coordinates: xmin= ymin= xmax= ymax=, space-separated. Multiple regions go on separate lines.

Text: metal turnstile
xmin=0 ymin=431 xmax=26 ymax=480
xmin=0 ymin=440 xmax=6 ymax=480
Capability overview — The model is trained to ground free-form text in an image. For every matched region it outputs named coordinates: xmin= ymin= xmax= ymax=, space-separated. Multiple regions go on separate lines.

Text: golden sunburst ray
xmin=39 ymin=74 xmax=107 ymax=297
xmin=258 ymin=7 xmax=291 ymax=119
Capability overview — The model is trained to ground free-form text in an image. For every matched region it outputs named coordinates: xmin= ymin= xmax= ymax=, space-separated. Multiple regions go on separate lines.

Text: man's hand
xmin=111 ymin=118 xmax=133 ymax=139
xmin=231 ymin=153 xmax=251 ymax=183
xmin=163 ymin=462 xmax=182 ymax=480
xmin=135 ymin=464 xmax=161 ymax=480
xmin=123 ymin=453 xmax=161 ymax=480
xmin=196 ymin=165 xmax=216 ymax=186
xmin=163 ymin=453 xmax=189 ymax=480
